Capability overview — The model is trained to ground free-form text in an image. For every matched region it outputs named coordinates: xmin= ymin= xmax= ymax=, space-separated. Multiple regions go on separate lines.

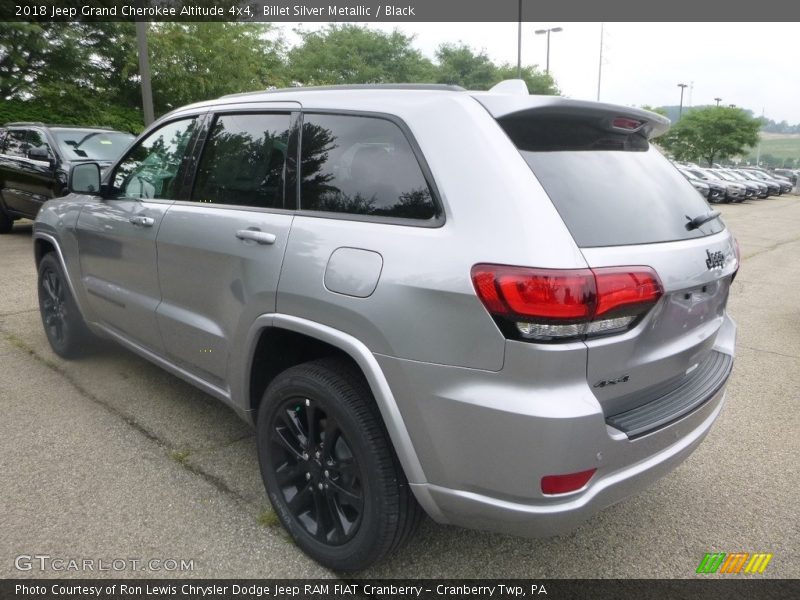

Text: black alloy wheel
xmin=269 ymin=395 xmax=365 ymax=545
xmin=37 ymin=253 xmax=91 ymax=358
xmin=256 ymin=358 xmax=422 ymax=572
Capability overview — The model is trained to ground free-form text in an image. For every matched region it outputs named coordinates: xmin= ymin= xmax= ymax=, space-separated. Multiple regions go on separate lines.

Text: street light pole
xmin=714 ymin=97 xmax=722 ymax=107
xmin=677 ymin=83 xmax=688 ymax=119
xmin=535 ymin=27 xmax=563 ymax=75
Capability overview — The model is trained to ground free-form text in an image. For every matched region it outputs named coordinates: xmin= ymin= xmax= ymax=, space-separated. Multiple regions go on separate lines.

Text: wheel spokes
xmin=270 ymin=397 xmax=364 ymax=546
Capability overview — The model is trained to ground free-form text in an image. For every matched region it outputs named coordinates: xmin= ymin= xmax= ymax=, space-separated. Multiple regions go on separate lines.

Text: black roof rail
xmin=4 ymin=121 xmax=47 ymax=127
xmin=221 ymin=83 xmax=466 ymax=99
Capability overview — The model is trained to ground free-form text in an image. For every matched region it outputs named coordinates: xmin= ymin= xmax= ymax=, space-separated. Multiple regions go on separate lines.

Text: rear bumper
xmin=412 ymin=385 xmax=726 ymax=537
xmin=380 ymin=314 xmax=736 ymax=537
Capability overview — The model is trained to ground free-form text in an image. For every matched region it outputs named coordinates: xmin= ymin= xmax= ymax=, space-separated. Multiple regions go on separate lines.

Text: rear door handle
xmin=236 ymin=229 xmax=276 ymax=245
xmin=129 ymin=215 xmax=155 ymax=227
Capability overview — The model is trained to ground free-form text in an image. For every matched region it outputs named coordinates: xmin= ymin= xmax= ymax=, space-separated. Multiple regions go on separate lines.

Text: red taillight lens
xmin=593 ymin=267 xmax=663 ymax=317
xmin=473 ymin=266 xmax=595 ymax=320
xmin=541 ymin=468 xmax=597 ymax=495
xmin=471 ymin=264 xmax=663 ymax=342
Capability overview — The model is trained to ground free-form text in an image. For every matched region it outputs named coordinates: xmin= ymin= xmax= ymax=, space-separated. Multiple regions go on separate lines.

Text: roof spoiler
xmin=474 ymin=93 xmax=671 ymax=139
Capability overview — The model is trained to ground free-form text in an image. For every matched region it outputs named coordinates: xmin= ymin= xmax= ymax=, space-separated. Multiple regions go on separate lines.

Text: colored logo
xmin=696 ymin=552 xmax=773 ymax=574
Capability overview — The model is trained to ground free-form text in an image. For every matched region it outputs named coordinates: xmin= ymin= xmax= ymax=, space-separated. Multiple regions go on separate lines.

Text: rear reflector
xmin=471 ymin=264 xmax=663 ymax=342
xmin=541 ymin=468 xmax=597 ymax=495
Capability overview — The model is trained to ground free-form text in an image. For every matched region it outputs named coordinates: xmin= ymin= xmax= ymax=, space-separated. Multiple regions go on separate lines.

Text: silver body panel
xmin=33 ymin=85 xmax=736 ymax=538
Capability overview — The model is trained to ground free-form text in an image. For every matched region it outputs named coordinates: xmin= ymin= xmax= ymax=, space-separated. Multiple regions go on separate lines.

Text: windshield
xmin=499 ymin=114 xmax=724 ymax=247
xmin=53 ymin=129 xmax=134 ymax=161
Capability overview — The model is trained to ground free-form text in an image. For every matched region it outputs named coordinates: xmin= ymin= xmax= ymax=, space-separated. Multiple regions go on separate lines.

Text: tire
xmin=256 ymin=357 xmax=422 ymax=572
xmin=37 ymin=253 xmax=92 ymax=358
xmin=0 ymin=209 xmax=13 ymax=234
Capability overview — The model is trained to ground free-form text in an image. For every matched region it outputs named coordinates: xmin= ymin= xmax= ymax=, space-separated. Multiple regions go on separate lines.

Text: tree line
xmin=0 ymin=22 xmax=559 ymax=132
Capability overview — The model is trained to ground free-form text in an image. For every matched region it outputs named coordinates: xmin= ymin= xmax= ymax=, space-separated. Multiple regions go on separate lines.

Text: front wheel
xmin=256 ymin=358 xmax=422 ymax=572
xmin=37 ymin=253 xmax=93 ymax=358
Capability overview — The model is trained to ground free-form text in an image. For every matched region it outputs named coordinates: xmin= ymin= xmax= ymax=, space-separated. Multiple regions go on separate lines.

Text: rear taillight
xmin=471 ymin=264 xmax=663 ymax=342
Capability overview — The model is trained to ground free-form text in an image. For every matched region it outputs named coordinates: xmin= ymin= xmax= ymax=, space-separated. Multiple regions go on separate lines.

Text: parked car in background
xmin=712 ymin=168 xmax=764 ymax=199
xmin=771 ymin=168 xmax=798 ymax=186
xmin=684 ymin=166 xmax=746 ymax=202
xmin=720 ymin=169 xmax=769 ymax=198
xmin=737 ymin=169 xmax=784 ymax=195
xmin=676 ymin=166 xmax=726 ymax=203
xmin=0 ymin=122 xmax=134 ymax=232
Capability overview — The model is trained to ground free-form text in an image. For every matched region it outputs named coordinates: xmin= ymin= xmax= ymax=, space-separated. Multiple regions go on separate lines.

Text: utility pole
xmin=517 ymin=0 xmax=522 ymax=78
xmin=597 ymin=23 xmax=604 ymax=101
xmin=677 ymin=83 xmax=688 ymax=119
xmin=136 ymin=20 xmax=155 ymax=127
xmin=756 ymin=107 xmax=764 ymax=166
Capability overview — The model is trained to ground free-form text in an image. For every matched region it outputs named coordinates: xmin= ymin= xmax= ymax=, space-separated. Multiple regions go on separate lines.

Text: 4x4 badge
xmin=706 ymin=249 xmax=725 ymax=270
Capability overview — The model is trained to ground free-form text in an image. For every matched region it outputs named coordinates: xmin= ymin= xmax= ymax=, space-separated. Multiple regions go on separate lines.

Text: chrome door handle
xmin=236 ymin=229 xmax=276 ymax=245
xmin=129 ymin=215 xmax=155 ymax=227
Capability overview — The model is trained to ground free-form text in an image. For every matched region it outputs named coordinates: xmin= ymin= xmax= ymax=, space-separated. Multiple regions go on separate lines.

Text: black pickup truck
xmin=0 ymin=122 xmax=134 ymax=232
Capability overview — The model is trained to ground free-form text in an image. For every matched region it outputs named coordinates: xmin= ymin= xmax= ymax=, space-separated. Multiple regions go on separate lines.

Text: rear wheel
xmin=37 ymin=253 xmax=92 ymax=358
xmin=256 ymin=357 xmax=422 ymax=572
xmin=0 ymin=209 xmax=13 ymax=233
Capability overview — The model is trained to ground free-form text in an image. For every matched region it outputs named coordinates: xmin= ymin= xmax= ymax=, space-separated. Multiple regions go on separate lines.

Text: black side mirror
xmin=69 ymin=163 xmax=102 ymax=195
xmin=28 ymin=147 xmax=51 ymax=162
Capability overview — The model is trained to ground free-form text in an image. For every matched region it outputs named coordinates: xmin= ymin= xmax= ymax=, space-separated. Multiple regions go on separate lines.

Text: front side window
xmin=27 ymin=130 xmax=53 ymax=159
xmin=112 ymin=118 xmax=197 ymax=200
xmin=192 ymin=113 xmax=291 ymax=209
xmin=4 ymin=130 xmax=29 ymax=158
xmin=299 ymin=114 xmax=438 ymax=220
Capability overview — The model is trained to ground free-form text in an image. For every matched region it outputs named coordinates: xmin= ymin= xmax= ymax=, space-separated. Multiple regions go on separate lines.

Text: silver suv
xmin=33 ymin=81 xmax=738 ymax=571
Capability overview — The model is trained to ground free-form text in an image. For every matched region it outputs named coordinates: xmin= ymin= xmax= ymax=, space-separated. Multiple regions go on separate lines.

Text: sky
xmin=281 ymin=22 xmax=800 ymax=124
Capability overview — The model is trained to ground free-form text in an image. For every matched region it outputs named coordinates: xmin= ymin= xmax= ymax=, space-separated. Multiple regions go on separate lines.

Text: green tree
xmin=659 ymin=107 xmax=760 ymax=166
xmin=434 ymin=43 xmax=497 ymax=89
xmin=494 ymin=64 xmax=558 ymax=95
xmin=288 ymin=25 xmax=435 ymax=86
xmin=142 ymin=23 xmax=286 ymax=115
xmin=435 ymin=44 xmax=557 ymax=93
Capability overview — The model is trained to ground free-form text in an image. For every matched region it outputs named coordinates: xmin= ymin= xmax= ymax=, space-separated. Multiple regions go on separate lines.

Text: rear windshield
xmin=52 ymin=129 xmax=134 ymax=161
xmin=499 ymin=114 xmax=724 ymax=247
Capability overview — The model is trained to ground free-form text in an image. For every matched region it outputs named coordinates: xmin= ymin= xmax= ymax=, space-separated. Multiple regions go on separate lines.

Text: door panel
xmin=76 ymin=199 xmax=171 ymax=352
xmin=155 ymin=206 xmax=293 ymax=384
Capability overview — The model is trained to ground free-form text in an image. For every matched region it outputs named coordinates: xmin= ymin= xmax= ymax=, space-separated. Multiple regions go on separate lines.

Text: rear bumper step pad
xmin=606 ymin=350 xmax=733 ymax=439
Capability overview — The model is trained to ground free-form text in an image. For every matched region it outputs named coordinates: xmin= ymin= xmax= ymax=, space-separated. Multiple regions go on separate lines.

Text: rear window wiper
xmin=685 ymin=210 xmax=721 ymax=231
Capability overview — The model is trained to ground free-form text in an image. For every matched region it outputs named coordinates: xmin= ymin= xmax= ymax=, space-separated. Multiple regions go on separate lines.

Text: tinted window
xmin=4 ymin=130 xmax=29 ymax=158
xmin=27 ymin=130 xmax=53 ymax=158
xmin=112 ymin=118 xmax=197 ymax=200
xmin=300 ymin=114 xmax=437 ymax=220
xmin=500 ymin=114 xmax=724 ymax=247
xmin=52 ymin=129 xmax=134 ymax=161
xmin=193 ymin=113 xmax=291 ymax=209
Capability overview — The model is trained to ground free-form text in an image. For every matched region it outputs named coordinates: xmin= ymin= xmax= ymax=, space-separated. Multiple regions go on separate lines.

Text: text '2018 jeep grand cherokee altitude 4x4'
xmin=33 ymin=81 xmax=737 ymax=572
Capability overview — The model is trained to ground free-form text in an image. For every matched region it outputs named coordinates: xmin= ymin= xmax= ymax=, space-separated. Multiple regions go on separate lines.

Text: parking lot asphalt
xmin=1 ymin=196 xmax=798 ymax=579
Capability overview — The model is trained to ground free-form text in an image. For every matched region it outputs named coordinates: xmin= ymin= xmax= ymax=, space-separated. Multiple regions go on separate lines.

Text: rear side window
xmin=193 ymin=113 xmax=292 ymax=209
xmin=500 ymin=114 xmax=724 ymax=247
xmin=299 ymin=114 xmax=438 ymax=220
